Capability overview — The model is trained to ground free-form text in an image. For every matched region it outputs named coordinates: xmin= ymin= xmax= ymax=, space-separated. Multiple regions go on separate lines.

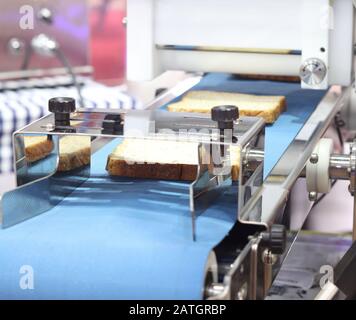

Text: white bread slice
xmin=24 ymin=135 xmax=90 ymax=171
xmin=167 ymin=90 xmax=286 ymax=123
xmin=106 ymin=139 xmax=240 ymax=181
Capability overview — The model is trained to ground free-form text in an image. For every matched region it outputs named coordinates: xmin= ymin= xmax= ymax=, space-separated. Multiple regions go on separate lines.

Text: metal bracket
xmin=306 ymin=138 xmax=333 ymax=199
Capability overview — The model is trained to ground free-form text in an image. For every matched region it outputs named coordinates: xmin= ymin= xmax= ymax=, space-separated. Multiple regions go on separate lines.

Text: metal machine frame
xmin=124 ymin=0 xmax=356 ymax=299
xmin=1 ymin=0 xmax=356 ymax=300
xmin=0 ymin=106 xmax=265 ymax=246
xmin=127 ymin=0 xmax=355 ymax=90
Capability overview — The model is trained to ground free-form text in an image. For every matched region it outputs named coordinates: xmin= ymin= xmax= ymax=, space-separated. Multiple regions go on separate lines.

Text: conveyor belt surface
xmin=0 ymin=75 xmax=326 ymax=299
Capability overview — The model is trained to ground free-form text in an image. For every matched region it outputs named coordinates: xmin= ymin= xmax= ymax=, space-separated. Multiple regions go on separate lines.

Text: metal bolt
xmin=122 ymin=16 xmax=128 ymax=26
xmin=309 ymin=191 xmax=318 ymax=201
xmin=37 ymin=7 xmax=53 ymax=24
xmin=45 ymin=123 xmax=55 ymax=131
xmin=262 ymin=249 xmax=277 ymax=265
xmin=310 ymin=153 xmax=319 ymax=164
xmin=7 ymin=38 xmax=25 ymax=55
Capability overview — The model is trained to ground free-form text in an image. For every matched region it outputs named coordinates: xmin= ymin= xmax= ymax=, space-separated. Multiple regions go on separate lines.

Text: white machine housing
xmin=127 ymin=0 xmax=355 ymax=90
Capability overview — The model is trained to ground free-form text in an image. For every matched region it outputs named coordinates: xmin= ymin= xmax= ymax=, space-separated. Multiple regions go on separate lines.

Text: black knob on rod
xmin=49 ymin=97 xmax=76 ymax=127
xmin=211 ymin=105 xmax=239 ymax=157
xmin=261 ymin=224 xmax=287 ymax=255
xmin=211 ymin=105 xmax=239 ymax=130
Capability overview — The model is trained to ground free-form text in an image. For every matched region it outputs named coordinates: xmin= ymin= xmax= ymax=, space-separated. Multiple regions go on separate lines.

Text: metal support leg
xmin=249 ymin=240 xmax=259 ymax=300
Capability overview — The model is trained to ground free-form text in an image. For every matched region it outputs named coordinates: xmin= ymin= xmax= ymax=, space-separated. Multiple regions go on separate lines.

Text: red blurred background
xmin=89 ymin=0 xmax=126 ymax=85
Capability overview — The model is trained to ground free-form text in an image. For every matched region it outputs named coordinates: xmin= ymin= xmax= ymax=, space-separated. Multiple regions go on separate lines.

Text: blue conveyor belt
xmin=0 ymin=74 xmax=326 ymax=299
xmin=0 ymin=138 xmax=237 ymax=299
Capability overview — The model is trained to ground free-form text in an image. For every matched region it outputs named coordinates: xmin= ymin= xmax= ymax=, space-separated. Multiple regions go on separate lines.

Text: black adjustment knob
xmin=211 ymin=105 xmax=239 ymax=130
xmin=261 ymin=224 xmax=287 ymax=255
xmin=211 ymin=105 xmax=239 ymax=157
xmin=49 ymin=97 xmax=76 ymax=127
xmin=102 ymin=114 xmax=123 ymax=135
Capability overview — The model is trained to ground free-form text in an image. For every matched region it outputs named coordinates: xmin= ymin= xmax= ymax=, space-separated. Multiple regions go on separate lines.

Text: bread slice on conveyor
xmin=24 ymin=136 xmax=54 ymax=163
xmin=106 ymin=139 xmax=240 ymax=181
xmin=24 ymin=136 xmax=91 ymax=172
xmin=57 ymin=136 xmax=91 ymax=172
xmin=167 ymin=90 xmax=286 ymax=123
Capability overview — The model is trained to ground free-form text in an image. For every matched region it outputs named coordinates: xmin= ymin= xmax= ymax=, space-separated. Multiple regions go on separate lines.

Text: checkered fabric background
xmin=0 ymin=77 xmax=140 ymax=173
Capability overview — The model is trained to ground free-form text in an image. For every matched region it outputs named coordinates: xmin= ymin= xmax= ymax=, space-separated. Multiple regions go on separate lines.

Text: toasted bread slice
xmin=167 ymin=90 xmax=286 ymax=123
xmin=57 ymin=136 xmax=91 ymax=172
xmin=106 ymin=139 xmax=240 ymax=181
xmin=24 ymin=136 xmax=54 ymax=163
xmin=24 ymin=135 xmax=90 ymax=171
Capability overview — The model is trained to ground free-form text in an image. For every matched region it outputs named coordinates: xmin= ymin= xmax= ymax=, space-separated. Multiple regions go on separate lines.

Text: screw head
xmin=45 ymin=123 xmax=55 ymax=131
xmin=310 ymin=153 xmax=319 ymax=164
xmin=7 ymin=38 xmax=25 ymax=55
xmin=309 ymin=191 xmax=318 ymax=201
xmin=37 ymin=7 xmax=53 ymax=24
